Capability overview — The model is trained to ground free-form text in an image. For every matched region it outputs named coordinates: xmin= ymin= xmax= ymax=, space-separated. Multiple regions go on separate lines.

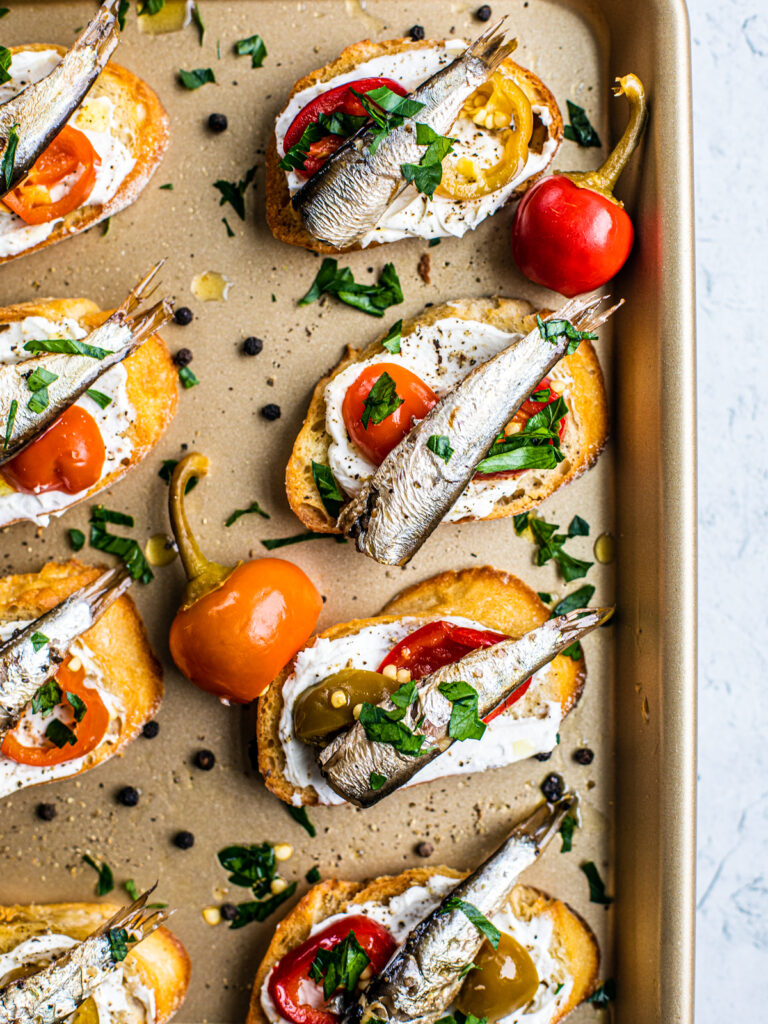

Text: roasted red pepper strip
xmin=511 ymin=74 xmax=647 ymax=296
xmin=267 ymin=915 xmax=397 ymax=1024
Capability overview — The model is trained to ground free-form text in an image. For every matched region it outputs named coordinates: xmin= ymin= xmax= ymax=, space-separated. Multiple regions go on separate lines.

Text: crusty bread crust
xmin=0 ymin=560 xmax=164 ymax=790
xmin=257 ymin=567 xmax=586 ymax=806
xmin=265 ymin=37 xmax=563 ymax=253
xmin=0 ymin=901 xmax=190 ymax=1023
xmin=285 ymin=297 xmax=608 ymax=532
xmin=0 ymin=44 xmax=169 ymax=265
xmin=246 ymin=868 xmax=598 ymax=1024
xmin=0 ymin=297 xmax=178 ymax=527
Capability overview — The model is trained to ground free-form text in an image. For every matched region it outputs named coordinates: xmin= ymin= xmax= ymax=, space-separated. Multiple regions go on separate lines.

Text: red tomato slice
xmin=377 ymin=620 xmax=533 ymax=723
xmin=283 ymin=77 xmax=407 ymax=177
xmin=342 ymin=363 xmax=438 ymax=465
xmin=2 ymin=405 xmax=106 ymax=496
xmin=1 ymin=660 xmax=110 ymax=767
xmin=4 ymin=124 xmax=100 ymax=225
xmin=268 ymin=915 xmax=397 ymax=1024
xmin=476 ymin=376 xmax=567 ymax=480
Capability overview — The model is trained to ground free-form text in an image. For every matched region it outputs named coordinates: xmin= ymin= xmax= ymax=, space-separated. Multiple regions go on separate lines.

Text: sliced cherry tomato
xmin=1 ymin=661 xmax=110 ymax=767
xmin=2 ymin=405 xmax=106 ymax=495
xmin=268 ymin=915 xmax=397 ymax=1024
xmin=377 ymin=620 xmax=532 ymax=723
xmin=4 ymin=125 xmax=100 ymax=225
xmin=476 ymin=377 xmax=567 ymax=480
xmin=342 ymin=363 xmax=438 ymax=465
xmin=283 ymin=77 xmax=407 ymax=178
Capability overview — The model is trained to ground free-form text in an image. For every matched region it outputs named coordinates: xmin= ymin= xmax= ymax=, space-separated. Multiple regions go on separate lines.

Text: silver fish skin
xmin=0 ymin=565 xmax=131 ymax=737
xmin=0 ymin=261 xmax=172 ymax=465
xmin=318 ymin=607 xmax=612 ymax=807
xmin=0 ymin=887 xmax=169 ymax=1024
xmin=337 ymin=295 xmax=621 ymax=566
xmin=0 ymin=0 xmax=120 ymax=195
xmin=345 ymin=797 xmax=574 ymax=1024
xmin=293 ymin=22 xmax=517 ymax=249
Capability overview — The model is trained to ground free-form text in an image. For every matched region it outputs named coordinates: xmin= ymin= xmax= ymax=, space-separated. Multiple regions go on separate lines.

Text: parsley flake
xmin=580 ymin=860 xmax=613 ymax=904
xmin=309 ymin=931 xmax=370 ymax=998
xmin=427 ymin=435 xmax=454 ymax=463
xmin=440 ymin=897 xmax=500 ymax=948
xmin=213 ymin=164 xmax=257 ymax=220
xmin=225 ymin=500 xmax=270 ymax=527
xmin=179 ymin=67 xmax=215 ymax=90
xmin=438 ymin=680 xmax=486 ymax=741
xmin=312 ymin=461 xmax=345 ymax=519
xmin=1 ymin=122 xmax=18 ymax=191
xmin=83 ymin=854 xmax=115 ymax=896
xmin=361 ymin=371 xmax=403 ymax=429
xmin=235 ymin=34 xmax=267 ymax=68
xmin=381 ymin=319 xmax=402 ymax=354
xmin=299 ymin=258 xmax=403 ymax=318
xmin=563 ymin=100 xmax=601 ymax=148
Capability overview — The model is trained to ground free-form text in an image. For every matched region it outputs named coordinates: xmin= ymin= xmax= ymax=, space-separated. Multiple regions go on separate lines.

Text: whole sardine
xmin=345 ymin=797 xmax=573 ymax=1024
xmin=293 ymin=22 xmax=516 ymax=249
xmin=318 ymin=606 xmax=611 ymax=806
xmin=0 ymin=565 xmax=131 ymax=736
xmin=0 ymin=0 xmax=120 ymax=195
xmin=0 ymin=887 xmax=169 ymax=1024
xmin=337 ymin=295 xmax=621 ymax=565
xmin=0 ymin=261 xmax=172 ymax=465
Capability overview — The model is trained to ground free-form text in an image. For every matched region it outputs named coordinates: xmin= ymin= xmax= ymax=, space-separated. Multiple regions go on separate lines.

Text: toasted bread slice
xmin=257 ymin=566 xmax=586 ymax=806
xmin=0 ymin=901 xmax=190 ymax=1022
xmin=246 ymin=868 xmax=599 ymax=1024
xmin=266 ymin=38 xmax=562 ymax=253
xmin=0 ymin=296 xmax=178 ymax=528
xmin=0 ymin=44 xmax=169 ymax=265
xmin=0 ymin=559 xmax=164 ymax=797
xmin=286 ymin=297 xmax=608 ymax=533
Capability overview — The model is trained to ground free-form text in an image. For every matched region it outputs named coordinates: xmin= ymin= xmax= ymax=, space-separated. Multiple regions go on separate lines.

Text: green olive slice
xmin=293 ymin=669 xmax=394 ymax=744
xmin=456 ymin=931 xmax=540 ymax=1021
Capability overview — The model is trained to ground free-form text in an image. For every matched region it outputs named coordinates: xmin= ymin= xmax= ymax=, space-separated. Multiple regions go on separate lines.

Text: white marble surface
xmin=691 ymin=0 xmax=768 ymax=1018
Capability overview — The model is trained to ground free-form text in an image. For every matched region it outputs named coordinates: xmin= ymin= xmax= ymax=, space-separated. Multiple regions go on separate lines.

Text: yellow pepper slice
xmin=437 ymin=73 xmax=534 ymax=200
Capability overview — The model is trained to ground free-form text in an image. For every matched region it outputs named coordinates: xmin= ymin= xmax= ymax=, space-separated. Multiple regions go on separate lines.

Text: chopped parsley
xmin=458 ymin=962 xmax=480 ymax=980
xmin=213 ymin=164 xmax=257 ymax=220
xmin=528 ymin=515 xmax=593 ymax=583
xmin=305 ymin=866 xmax=321 ymax=884
xmin=225 ymin=500 xmax=270 ymax=527
xmin=309 ymin=931 xmax=370 ymax=998
xmin=381 ymin=319 xmax=402 ymax=354
xmin=436 ymin=1014 xmax=487 ymax=1024
xmin=287 ymin=805 xmax=316 ymax=837
xmin=580 ymin=861 xmax=613 ymax=904
xmin=217 ymin=843 xmax=297 ymax=928
xmin=67 ymin=528 xmax=85 ymax=551
xmin=299 ymin=258 xmax=403 ymax=318
xmin=138 ymin=0 xmax=165 ymax=14
xmin=559 ymin=812 xmax=578 ymax=852
xmin=439 ymin=897 xmax=500 ymax=948
xmin=3 ymin=398 xmax=17 ymax=450
xmin=23 ymin=337 xmax=111 ymax=359
xmin=427 ymin=435 xmax=454 ymax=463
xmin=26 ymin=366 xmax=58 ymax=414
xmin=369 ymin=771 xmax=386 ymax=790
xmin=551 ymin=584 xmax=595 ymax=618
xmin=1 ymin=122 xmax=18 ymax=191
xmin=89 ymin=505 xmax=153 ymax=584
xmin=360 ymin=371 xmax=403 ymax=429
xmin=350 ymin=86 xmax=425 ymax=155
xmin=261 ymin=532 xmax=345 ymax=550
xmin=563 ymin=100 xmax=601 ymax=148
xmin=537 ymin=592 xmax=552 ymax=603
xmin=178 ymin=67 xmax=216 ymax=90
xmin=117 ymin=0 xmax=129 ymax=31
xmin=222 ymin=217 xmax=235 ymax=237
xmin=178 ymin=366 xmax=198 ymax=389
xmin=536 ymin=314 xmax=597 ymax=356
xmin=438 ymin=680 xmax=486 ymax=741
xmin=30 ymin=631 xmax=48 ymax=652
xmin=66 ymin=690 xmax=87 ymax=722
xmin=44 ymin=719 xmax=77 ymax=748
xmin=0 ymin=45 xmax=11 ymax=85
xmin=86 ymin=388 xmax=112 ymax=410
xmin=312 ymin=461 xmax=345 ymax=519
xmin=107 ymin=927 xmax=135 ymax=962
xmin=83 ymin=854 xmax=115 ymax=896
xmin=400 ymin=122 xmax=455 ymax=197
xmin=191 ymin=2 xmax=204 ymax=44
xmin=513 ymin=512 xmax=529 ymax=534
xmin=359 ymin=681 xmax=428 ymax=756
xmin=587 ymin=978 xmax=616 ymax=1006
xmin=31 ymin=679 xmax=62 ymax=717
xmin=159 ymin=183 xmax=174 ymax=190
xmin=568 ymin=514 xmax=590 ymax=537
xmin=235 ymin=34 xmax=267 ymax=68
xmin=124 ymin=879 xmax=140 ymax=901
xmin=0 ymin=10 xmax=11 ymax=19
xmin=476 ymin=396 xmax=568 ymax=474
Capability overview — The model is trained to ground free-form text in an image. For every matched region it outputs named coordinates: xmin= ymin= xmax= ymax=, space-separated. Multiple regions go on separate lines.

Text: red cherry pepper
xmin=267 ymin=915 xmax=397 ymax=1024
xmin=511 ymin=74 xmax=648 ymax=297
xmin=2 ymin=405 xmax=106 ymax=495
xmin=377 ymin=620 xmax=532 ymax=723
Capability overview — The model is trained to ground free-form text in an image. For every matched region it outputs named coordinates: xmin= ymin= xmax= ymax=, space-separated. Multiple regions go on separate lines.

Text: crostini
xmin=248 ymin=800 xmax=599 ymax=1024
xmin=257 ymin=567 xmax=594 ymax=807
xmin=0 ymin=285 xmax=177 ymax=529
xmin=266 ymin=29 xmax=562 ymax=252
xmin=0 ymin=1 xmax=169 ymax=263
xmin=0 ymin=560 xmax=163 ymax=799
xmin=0 ymin=892 xmax=190 ymax=1022
xmin=287 ymin=297 xmax=608 ymax=539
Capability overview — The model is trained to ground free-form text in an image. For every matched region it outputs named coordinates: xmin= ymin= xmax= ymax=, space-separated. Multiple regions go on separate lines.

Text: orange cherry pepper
xmin=168 ymin=453 xmax=322 ymax=703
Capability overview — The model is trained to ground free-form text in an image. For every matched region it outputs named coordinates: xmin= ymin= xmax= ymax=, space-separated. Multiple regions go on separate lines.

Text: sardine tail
xmin=511 ymin=794 xmax=576 ymax=852
xmin=99 ymin=883 xmax=171 ymax=942
xmin=466 ymin=18 xmax=518 ymax=71
xmin=78 ymin=565 xmax=133 ymax=619
xmin=71 ymin=0 xmax=121 ymax=62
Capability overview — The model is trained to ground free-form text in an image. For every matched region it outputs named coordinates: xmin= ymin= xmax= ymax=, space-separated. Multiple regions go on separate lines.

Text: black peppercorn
xmin=261 ymin=403 xmax=281 ymax=421
xmin=173 ymin=830 xmax=195 ymax=850
xmin=142 ymin=721 xmax=159 ymax=739
xmin=476 ymin=5 xmax=492 ymax=21
xmin=540 ymin=772 xmax=565 ymax=802
xmin=173 ymin=348 xmax=193 ymax=367
xmin=534 ymin=751 xmax=552 ymax=762
xmin=194 ymin=749 xmax=215 ymax=771
xmin=409 ymin=25 xmax=425 ymax=40
xmin=208 ymin=112 xmax=228 ymax=133
xmin=415 ymin=841 xmax=434 ymax=858
xmin=242 ymin=336 xmax=263 ymax=356
xmin=220 ymin=902 xmax=238 ymax=921
xmin=117 ymin=786 xmax=139 ymax=807
xmin=574 ymin=747 xmax=595 ymax=765
xmin=174 ymin=306 xmax=194 ymax=326
xmin=37 ymin=802 xmax=57 ymax=821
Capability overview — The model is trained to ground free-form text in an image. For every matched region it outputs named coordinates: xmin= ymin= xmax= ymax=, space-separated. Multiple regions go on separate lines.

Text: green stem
xmin=169 ymin=453 xmax=231 ymax=606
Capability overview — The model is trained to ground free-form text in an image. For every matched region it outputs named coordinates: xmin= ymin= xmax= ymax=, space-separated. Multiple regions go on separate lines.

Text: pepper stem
xmin=566 ymin=73 xmax=648 ymax=205
xmin=169 ymin=453 xmax=232 ymax=607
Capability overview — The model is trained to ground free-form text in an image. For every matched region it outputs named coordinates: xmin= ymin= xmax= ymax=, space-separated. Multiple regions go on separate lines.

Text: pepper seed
xmin=534 ymin=751 xmax=553 ymax=762
xmin=573 ymin=747 xmax=595 ymax=765
xmin=540 ymin=772 xmax=565 ymax=802
xmin=173 ymin=306 xmax=194 ymax=326
xmin=117 ymin=786 xmax=140 ymax=807
xmin=416 ymin=841 xmax=434 ymax=858
xmin=173 ymin=830 xmax=195 ymax=850
xmin=37 ymin=802 xmax=57 ymax=821
xmin=220 ymin=902 xmax=238 ymax=921
xmin=409 ymin=25 xmax=425 ymax=40
xmin=476 ymin=5 xmax=492 ymax=21
xmin=208 ymin=112 xmax=228 ymax=133
xmin=194 ymin=749 xmax=216 ymax=771
xmin=142 ymin=721 xmax=160 ymax=739
xmin=173 ymin=348 xmax=193 ymax=367
xmin=261 ymin=403 xmax=281 ymax=421
xmin=242 ymin=336 xmax=263 ymax=356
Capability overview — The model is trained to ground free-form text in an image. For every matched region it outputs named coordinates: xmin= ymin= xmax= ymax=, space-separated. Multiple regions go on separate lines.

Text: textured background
xmin=691 ymin=0 xmax=768 ymax=1018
